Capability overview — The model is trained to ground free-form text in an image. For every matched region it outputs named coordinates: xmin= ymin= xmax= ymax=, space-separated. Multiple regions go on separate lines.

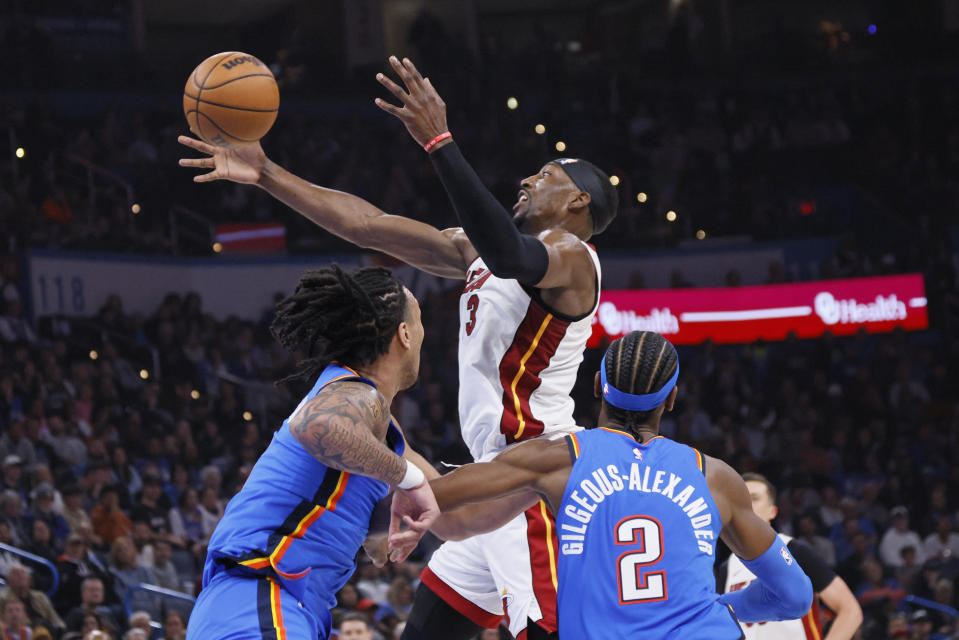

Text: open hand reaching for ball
xmin=375 ymin=56 xmax=450 ymax=150
xmin=178 ymin=135 xmax=267 ymax=185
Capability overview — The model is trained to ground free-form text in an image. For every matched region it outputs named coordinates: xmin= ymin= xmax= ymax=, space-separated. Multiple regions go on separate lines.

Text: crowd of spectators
xmin=0 ymin=254 xmax=957 ymax=638
xmin=1 ymin=4 xmax=959 ymax=640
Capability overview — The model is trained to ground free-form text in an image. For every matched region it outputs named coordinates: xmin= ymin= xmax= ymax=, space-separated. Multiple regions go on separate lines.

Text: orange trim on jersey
xmin=693 ymin=448 xmax=704 ymax=472
xmin=510 ymin=313 xmax=554 ymax=440
xmin=269 ymin=578 xmax=287 ymax=640
xmin=568 ymin=433 xmax=581 ymax=459
xmin=598 ymin=426 xmax=635 ymax=439
xmin=240 ymin=472 xmax=350 ymax=579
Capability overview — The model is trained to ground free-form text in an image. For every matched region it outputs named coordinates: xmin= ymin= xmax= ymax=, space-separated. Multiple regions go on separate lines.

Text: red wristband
xmin=424 ymin=132 xmax=452 ymax=153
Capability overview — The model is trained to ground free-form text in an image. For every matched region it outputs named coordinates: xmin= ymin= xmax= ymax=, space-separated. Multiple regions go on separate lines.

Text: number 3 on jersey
xmin=616 ymin=516 xmax=667 ymax=604
xmin=465 ymin=294 xmax=479 ymax=335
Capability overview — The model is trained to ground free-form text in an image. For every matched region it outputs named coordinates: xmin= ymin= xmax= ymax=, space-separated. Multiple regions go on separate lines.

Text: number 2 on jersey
xmin=465 ymin=294 xmax=479 ymax=335
xmin=615 ymin=516 xmax=667 ymax=604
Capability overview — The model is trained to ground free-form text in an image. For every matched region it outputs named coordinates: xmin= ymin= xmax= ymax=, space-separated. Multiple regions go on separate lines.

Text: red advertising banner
xmin=589 ymin=274 xmax=928 ymax=347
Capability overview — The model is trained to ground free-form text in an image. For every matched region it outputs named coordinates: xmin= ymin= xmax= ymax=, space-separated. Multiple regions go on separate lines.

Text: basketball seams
xmin=194 ymin=111 xmax=262 ymax=143
xmin=201 ymin=73 xmax=275 ymax=91
xmin=182 ymin=94 xmax=278 ymax=113
xmin=195 ymin=52 xmax=235 ymax=144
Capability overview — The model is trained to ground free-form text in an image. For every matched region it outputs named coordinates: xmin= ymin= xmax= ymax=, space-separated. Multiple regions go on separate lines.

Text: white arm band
xmin=397 ymin=459 xmax=426 ymax=490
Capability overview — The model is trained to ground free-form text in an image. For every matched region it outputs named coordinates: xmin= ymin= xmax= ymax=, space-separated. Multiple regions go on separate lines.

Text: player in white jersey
xmin=179 ymin=56 xmax=618 ymax=640
xmin=718 ymin=473 xmax=863 ymax=640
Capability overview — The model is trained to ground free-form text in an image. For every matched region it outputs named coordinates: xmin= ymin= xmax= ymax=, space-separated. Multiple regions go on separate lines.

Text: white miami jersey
xmin=457 ymin=245 xmax=601 ymax=462
xmin=724 ymin=534 xmax=822 ymax=640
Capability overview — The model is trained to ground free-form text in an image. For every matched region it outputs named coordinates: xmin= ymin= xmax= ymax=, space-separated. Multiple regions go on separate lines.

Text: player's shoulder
xmin=299 ymin=380 xmax=389 ymax=427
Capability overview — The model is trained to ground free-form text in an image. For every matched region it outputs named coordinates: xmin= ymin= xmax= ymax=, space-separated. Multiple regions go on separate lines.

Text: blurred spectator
xmin=0 ymin=490 xmax=31 ymax=546
xmin=63 ymin=578 xmax=120 ymax=636
xmin=150 ymin=540 xmax=180 ymax=592
xmin=922 ymin=516 xmax=959 ymax=562
xmin=160 ymin=609 xmax=185 ymax=640
xmin=90 ymin=486 xmax=131 ymax=544
xmin=0 ymin=424 xmax=36 ymax=471
xmin=0 ymin=564 xmax=64 ymax=635
xmin=31 ymin=483 xmax=69 ymax=542
xmin=0 ymin=599 xmax=33 ymax=640
xmin=167 ymin=488 xmax=202 ymax=546
xmin=59 ymin=485 xmax=94 ymax=541
xmin=107 ymin=537 xmax=155 ymax=604
xmin=126 ymin=611 xmax=152 ymax=637
xmin=53 ymin=534 xmax=114 ymax=613
xmin=130 ymin=477 xmax=170 ymax=535
xmin=879 ymin=507 xmax=925 ymax=568
xmin=27 ymin=519 xmax=59 ymax=562
xmin=338 ymin=612 xmax=374 ymax=640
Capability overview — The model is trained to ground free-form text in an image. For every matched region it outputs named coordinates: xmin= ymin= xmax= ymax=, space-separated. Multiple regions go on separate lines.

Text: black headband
xmin=550 ymin=158 xmax=618 ymax=234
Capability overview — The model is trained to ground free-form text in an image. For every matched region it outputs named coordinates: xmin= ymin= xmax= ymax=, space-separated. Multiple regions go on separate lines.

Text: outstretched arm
xmin=178 ymin=136 xmax=475 ymax=279
xmin=388 ymin=438 xmax=573 ymax=554
xmin=376 ymin=57 xmax=595 ymax=294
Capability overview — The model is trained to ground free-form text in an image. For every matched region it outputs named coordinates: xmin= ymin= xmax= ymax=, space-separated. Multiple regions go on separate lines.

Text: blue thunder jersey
xmin=556 ymin=428 xmax=743 ymax=639
xmin=201 ymin=363 xmax=404 ymax=616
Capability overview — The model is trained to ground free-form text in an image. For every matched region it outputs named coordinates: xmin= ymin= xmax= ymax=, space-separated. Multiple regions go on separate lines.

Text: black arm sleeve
xmin=788 ymin=539 xmax=837 ymax=593
xmin=429 ymin=142 xmax=549 ymax=285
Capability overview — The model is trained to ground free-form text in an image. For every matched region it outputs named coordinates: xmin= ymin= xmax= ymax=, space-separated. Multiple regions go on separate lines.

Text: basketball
xmin=183 ymin=51 xmax=279 ymax=147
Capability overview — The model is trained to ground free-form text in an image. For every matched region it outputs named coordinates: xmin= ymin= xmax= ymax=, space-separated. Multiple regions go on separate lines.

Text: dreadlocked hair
xmin=270 ymin=264 xmax=408 ymax=384
xmin=603 ymin=331 xmax=678 ymax=439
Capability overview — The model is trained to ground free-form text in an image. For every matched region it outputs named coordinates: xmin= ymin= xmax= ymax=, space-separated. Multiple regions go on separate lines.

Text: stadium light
xmin=131 ymin=203 xmax=141 ymax=215
xmin=89 ymin=350 xmax=98 ymax=360
xmin=636 ymin=192 xmax=648 ymax=203
xmin=534 ymin=124 xmax=546 ymax=135
xmin=243 ymin=411 xmax=253 ymax=422
xmin=666 ymin=210 xmax=677 ymax=222
xmin=696 ymin=229 xmax=706 ymax=240
xmin=212 ymin=242 xmax=223 ymax=253
xmin=190 ymin=390 xmax=200 ymax=400
xmin=139 ymin=369 xmax=150 ymax=380
xmin=555 ymin=141 xmax=567 ymax=152
xmin=609 ymin=175 xmax=620 ymax=186
xmin=506 ymin=97 xmax=519 ymax=110
xmin=15 ymin=148 xmax=25 ymax=159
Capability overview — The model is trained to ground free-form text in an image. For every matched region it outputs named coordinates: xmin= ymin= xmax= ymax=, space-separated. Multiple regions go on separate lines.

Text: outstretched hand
xmin=375 ymin=56 xmax=450 ymax=148
xmin=388 ymin=479 xmax=440 ymax=563
xmin=177 ymin=135 xmax=267 ymax=185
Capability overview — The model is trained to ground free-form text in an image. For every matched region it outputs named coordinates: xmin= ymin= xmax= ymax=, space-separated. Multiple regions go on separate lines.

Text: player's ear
xmin=593 ymin=371 xmax=602 ymax=398
xmin=397 ymin=322 xmax=412 ymax=349
xmin=569 ymin=190 xmax=591 ymax=214
xmin=664 ymin=386 xmax=679 ymax=412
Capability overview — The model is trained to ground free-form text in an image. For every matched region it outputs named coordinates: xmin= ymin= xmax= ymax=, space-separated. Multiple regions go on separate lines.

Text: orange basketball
xmin=183 ymin=52 xmax=279 ymax=147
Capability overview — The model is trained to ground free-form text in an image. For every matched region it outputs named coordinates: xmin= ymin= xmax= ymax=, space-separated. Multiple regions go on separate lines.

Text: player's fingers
xmin=178 ymin=157 xmax=214 ymax=168
xmin=177 ymin=135 xmax=216 ymax=156
xmin=193 ymin=171 xmax=221 ymax=183
xmin=376 ymin=73 xmax=410 ymax=103
xmin=389 ymin=55 xmax=417 ymax=90
xmin=374 ymin=98 xmax=405 ymax=118
xmin=402 ymin=58 xmax=425 ymax=83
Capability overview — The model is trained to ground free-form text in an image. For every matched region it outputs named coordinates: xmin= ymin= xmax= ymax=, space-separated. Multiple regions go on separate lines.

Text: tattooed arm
xmin=288 ymin=381 xmax=406 ymax=485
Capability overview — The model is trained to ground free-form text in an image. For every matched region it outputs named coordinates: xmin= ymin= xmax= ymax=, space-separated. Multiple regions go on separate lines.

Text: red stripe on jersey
xmin=498 ymin=300 xmax=569 ymax=443
xmin=524 ymin=502 xmax=559 ymax=633
xmin=419 ymin=566 xmax=504 ymax=628
xmin=801 ymin=600 xmax=823 ymax=640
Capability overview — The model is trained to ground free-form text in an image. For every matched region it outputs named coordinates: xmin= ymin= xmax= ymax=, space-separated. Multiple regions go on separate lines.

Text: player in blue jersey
xmin=186 ymin=265 xmax=441 ymax=640
xmin=391 ymin=331 xmax=813 ymax=638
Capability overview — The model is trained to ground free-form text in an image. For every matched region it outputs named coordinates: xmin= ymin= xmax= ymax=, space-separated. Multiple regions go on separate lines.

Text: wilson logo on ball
xmin=222 ymin=56 xmax=261 ymax=70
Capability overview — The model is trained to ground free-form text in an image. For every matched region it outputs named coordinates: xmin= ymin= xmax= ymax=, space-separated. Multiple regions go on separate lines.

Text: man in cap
xmin=180 ymin=55 xmax=617 ymax=640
